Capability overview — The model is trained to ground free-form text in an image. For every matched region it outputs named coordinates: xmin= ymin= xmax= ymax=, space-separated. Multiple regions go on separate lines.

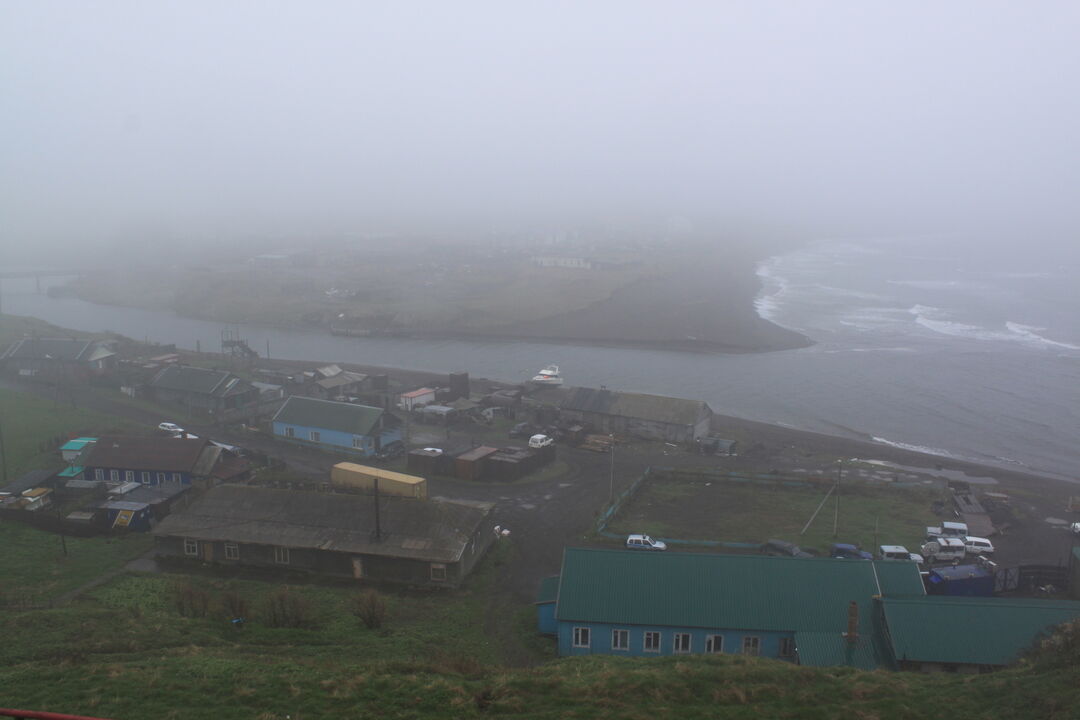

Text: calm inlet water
xmin=5 ymin=237 xmax=1080 ymax=482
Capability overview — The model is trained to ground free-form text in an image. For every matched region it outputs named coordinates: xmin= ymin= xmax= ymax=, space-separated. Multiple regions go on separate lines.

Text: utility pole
xmin=608 ymin=434 xmax=616 ymax=505
xmin=373 ymin=477 xmax=382 ymax=542
xmin=0 ymin=420 xmax=8 ymax=487
xmin=833 ymin=459 xmax=842 ymax=538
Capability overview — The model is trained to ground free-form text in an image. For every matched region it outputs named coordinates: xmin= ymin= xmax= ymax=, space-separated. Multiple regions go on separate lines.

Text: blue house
xmin=541 ymin=548 xmax=925 ymax=669
xmin=272 ymin=396 xmax=402 ymax=457
xmin=82 ymin=436 xmax=221 ymax=488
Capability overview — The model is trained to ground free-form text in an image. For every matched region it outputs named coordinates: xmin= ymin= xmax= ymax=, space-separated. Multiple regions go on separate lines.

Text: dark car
xmin=762 ymin=539 xmax=814 ymax=559
xmin=830 ymin=543 xmax=873 ymax=560
xmin=508 ymin=422 xmax=535 ymax=439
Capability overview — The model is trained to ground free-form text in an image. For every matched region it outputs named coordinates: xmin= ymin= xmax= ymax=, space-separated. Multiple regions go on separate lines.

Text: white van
xmin=921 ymin=537 xmax=966 ymax=564
xmin=963 ymin=536 xmax=995 ymax=556
xmin=626 ymin=534 xmax=667 ymax=551
xmin=528 ymin=434 xmax=554 ymax=449
xmin=879 ymin=545 xmax=925 ymax=565
xmin=926 ymin=521 xmax=968 ymax=540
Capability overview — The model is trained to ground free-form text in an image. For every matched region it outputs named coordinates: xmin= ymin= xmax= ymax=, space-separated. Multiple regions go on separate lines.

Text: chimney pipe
xmin=845 ymin=601 xmax=859 ymax=644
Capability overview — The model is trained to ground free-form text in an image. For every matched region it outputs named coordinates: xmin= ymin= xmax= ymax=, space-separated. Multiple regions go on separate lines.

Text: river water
xmin=4 ymin=238 xmax=1080 ymax=482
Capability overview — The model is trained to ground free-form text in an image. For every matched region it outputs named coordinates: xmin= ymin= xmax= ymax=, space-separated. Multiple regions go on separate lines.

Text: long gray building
xmin=559 ymin=386 xmax=713 ymax=444
xmin=152 ymin=485 xmax=496 ymax=587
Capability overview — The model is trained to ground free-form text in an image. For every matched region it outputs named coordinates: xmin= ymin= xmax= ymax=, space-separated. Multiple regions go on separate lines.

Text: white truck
xmin=926 ymin=521 xmax=968 ymax=540
xmin=921 ymin=537 xmax=967 ymax=564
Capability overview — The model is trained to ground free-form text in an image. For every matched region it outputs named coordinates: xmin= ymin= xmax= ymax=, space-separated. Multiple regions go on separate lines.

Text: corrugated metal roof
xmin=560 ymin=387 xmax=710 ymax=426
xmin=152 ymin=484 xmax=492 ymax=563
xmin=883 ymin=596 xmax=1080 ymax=666
xmin=272 ymin=396 xmax=387 ymax=436
xmin=555 ymin=549 xmax=923 ymax=635
xmin=795 ymin=631 xmax=882 ymax=671
xmin=536 ymin=575 xmax=559 ymax=604
xmin=150 ymin=365 xmax=234 ymax=395
xmin=60 ymin=438 xmax=97 ymax=451
xmin=2 ymin=337 xmax=94 ymax=361
xmin=84 ymin=436 xmax=212 ymax=472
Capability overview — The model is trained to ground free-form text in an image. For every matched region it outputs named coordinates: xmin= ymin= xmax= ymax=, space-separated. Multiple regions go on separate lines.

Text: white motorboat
xmin=530 ymin=364 xmax=563 ymax=385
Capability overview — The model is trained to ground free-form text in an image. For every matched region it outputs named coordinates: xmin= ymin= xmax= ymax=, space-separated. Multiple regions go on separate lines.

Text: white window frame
xmin=141 ymin=471 xmax=151 ymax=485
xmin=94 ymin=469 xmax=104 ymax=482
xmin=110 ymin=470 xmax=120 ymax=482
xmin=274 ymin=546 xmax=290 ymax=564
xmin=352 ymin=436 xmax=363 ymax=448
xmin=674 ymin=633 xmax=692 ymax=654
xmin=742 ymin=636 xmax=761 ymax=656
xmin=157 ymin=472 xmax=166 ymax=484
xmin=309 ymin=430 xmax=320 ymax=442
xmin=224 ymin=543 xmax=240 ymax=561
xmin=779 ymin=637 xmax=796 ymax=657
xmin=183 ymin=538 xmax=199 ymax=557
xmin=706 ymin=635 xmax=724 ymax=653
xmin=125 ymin=470 xmax=135 ymax=483
xmin=430 ymin=563 xmax=447 ymax=581
xmin=572 ymin=627 xmax=591 ymax=648
xmin=172 ymin=472 xmax=182 ymax=483
xmin=284 ymin=426 xmax=295 ymax=438
xmin=612 ymin=629 xmax=629 ymax=651
xmin=643 ymin=631 xmax=661 ymax=653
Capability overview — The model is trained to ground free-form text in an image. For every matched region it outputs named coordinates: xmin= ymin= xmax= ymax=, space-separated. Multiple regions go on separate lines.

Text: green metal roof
xmin=272 ymin=396 xmax=387 ymax=436
xmin=151 ymin=365 xmax=236 ymax=396
xmin=60 ymin=438 xmax=96 ymax=452
xmin=555 ymin=548 xmax=923 ymax=636
xmin=57 ymin=466 xmax=84 ymax=478
xmin=536 ymin=575 xmax=559 ymax=604
xmin=794 ymin=631 xmax=884 ymax=671
xmin=883 ymin=596 xmax=1080 ymax=667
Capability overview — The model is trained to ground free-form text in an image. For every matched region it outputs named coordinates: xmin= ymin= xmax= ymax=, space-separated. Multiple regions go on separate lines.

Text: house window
xmin=284 ymin=426 xmax=295 ymax=438
xmin=125 ymin=470 xmax=135 ymax=483
xmin=110 ymin=470 xmax=120 ymax=482
xmin=779 ymin=638 xmax=796 ymax=657
xmin=430 ymin=563 xmax=447 ymax=582
xmin=352 ymin=436 xmax=363 ymax=448
xmin=274 ymin=546 xmax=290 ymax=564
xmin=184 ymin=539 xmax=199 ymax=557
xmin=157 ymin=472 xmax=166 ymax=484
xmin=643 ymin=631 xmax=661 ymax=653
xmin=141 ymin=471 xmax=151 ymax=485
xmin=572 ymin=627 xmax=591 ymax=648
xmin=706 ymin=635 xmax=724 ymax=653
xmin=742 ymin=636 xmax=761 ymax=656
xmin=674 ymin=633 xmax=691 ymax=654
xmin=94 ymin=469 xmax=104 ymax=482
xmin=172 ymin=472 xmax=182 ymax=483
xmin=612 ymin=629 xmax=629 ymax=651
xmin=309 ymin=430 xmax=320 ymax=442
xmin=224 ymin=543 xmax=239 ymax=561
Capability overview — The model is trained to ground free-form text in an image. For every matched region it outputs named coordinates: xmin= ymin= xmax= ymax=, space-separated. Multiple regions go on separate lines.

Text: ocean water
xmin=4 ymin=238 xmax=1080 ymax=481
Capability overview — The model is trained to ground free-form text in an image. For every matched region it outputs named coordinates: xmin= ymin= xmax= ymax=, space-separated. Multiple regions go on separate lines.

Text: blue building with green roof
xmin=272 ymin=396 xmax=402 ymax=458
xmin=543 ymin=548 xmax=923 ymax=668
xmin=540 ymin=548 xmax=1080 ymax=672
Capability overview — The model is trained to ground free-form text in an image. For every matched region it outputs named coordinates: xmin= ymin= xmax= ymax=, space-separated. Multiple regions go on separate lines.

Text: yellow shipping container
xmin=330 ymin=462 xmax=428 ymax=499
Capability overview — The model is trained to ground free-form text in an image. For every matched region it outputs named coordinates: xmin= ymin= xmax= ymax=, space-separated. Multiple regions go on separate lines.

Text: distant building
xmin=530 ymin=255 xmax=596 ymax=270
xmin=272 ymin=396 xmax=402 ymax=457
xmin=152 ymin=485 xmax=496 ymax=586
xmin=559 ymin=387 xmax=713 ymax=443
xmin=148 ymin=365 xmax=259 ymax=416
xmin=1 ymin=337 xmax=117 ymax=379
xmin=400 ymin=387 xmax=437 ymax=411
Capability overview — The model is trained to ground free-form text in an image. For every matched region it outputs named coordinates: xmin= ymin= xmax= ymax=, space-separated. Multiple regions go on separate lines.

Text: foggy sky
xmin=3 ymin=1 xmax=1079 ymax=255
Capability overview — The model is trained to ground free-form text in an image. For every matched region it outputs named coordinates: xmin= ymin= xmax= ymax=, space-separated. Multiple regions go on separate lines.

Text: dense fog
xmin=3 ymin=1 xmax=1079 ymax=261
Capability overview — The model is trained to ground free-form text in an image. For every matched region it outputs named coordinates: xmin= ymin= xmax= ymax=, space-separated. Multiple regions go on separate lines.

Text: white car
xmin=158 ymin=422 xmax=183 ymax=435
xmin=921 ymin=537 xmax=966 ymax=564
xmin=626 ymin=534 xmax=667 ymax=551
xmin=528 ymin=434 xmax=554 ymax=449
xmin=1072 ymin=522 xmax=1080 ymax=535
xmin=963 ymin=536 xmax=995 ymax=556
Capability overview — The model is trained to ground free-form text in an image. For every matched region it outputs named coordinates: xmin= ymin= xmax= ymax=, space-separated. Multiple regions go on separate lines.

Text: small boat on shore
xmin=530 ymin=364 xmax=563 ymax=385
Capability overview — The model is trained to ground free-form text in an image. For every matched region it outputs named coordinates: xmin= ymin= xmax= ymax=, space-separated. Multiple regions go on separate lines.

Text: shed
xmin=560 ymin=387 xmax=713 ymax=443
xmin=455 ymin=446 xmax=498 ymax=481
xmin=407 ymin=448 xmax=445 ymax=476
xmin=536 ymin=575 xmax=560 ymax=634
xmin=400 ymin=387 xmax=437 ymax=411
xmin=99 ymin=500 xmax=153 ymax=531
xmin=60 ymin=437 xmax=97 ymax=463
